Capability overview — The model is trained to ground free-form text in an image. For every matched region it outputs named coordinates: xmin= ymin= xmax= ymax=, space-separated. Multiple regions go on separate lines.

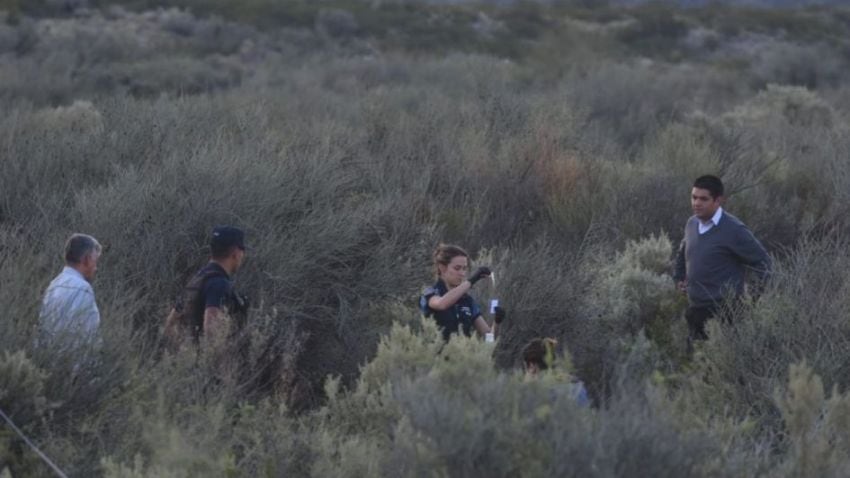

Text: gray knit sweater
xmin=673 ymin=211 xmax=772 ymax=308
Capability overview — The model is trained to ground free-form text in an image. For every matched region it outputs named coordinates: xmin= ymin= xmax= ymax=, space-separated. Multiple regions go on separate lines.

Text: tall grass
xmin=3 ymin=1 xmax=850 ymax=475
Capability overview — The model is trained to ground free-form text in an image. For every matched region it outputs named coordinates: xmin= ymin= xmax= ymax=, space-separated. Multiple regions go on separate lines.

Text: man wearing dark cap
xmin=164 ymin=226 xmax=248 ymax=346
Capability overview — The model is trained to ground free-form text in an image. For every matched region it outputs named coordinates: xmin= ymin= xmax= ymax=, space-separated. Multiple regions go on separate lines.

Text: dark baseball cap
xmin=210 ymin=226 xmax=245 ymax=252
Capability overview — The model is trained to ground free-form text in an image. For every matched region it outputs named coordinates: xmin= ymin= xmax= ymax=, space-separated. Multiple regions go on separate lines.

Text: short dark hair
xmin=693 ymin=175 xmax=724 ymax=199
xmin=64 ymin=233 xmax=101 ymax=264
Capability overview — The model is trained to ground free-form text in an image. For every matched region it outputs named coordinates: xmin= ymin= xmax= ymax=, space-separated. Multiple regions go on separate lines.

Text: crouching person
xmin=523 ymin=337 xmax=590 ymax=407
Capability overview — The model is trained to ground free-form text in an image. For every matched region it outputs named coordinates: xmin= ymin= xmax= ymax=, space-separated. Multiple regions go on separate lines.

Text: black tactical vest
xmin=175 ymin=265 xmax=249 ymax=342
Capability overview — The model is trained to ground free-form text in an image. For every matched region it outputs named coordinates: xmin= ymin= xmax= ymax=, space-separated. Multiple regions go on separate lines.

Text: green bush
xmin=0 ymin=351 xmax=49 ymax=475
xmin=313 ymin=321 xmax=743 ymax=477
xmin=3 ymin=1 xmax=850 ymax=475
xmin=617 ymin=3 xmax=691 ymax=59
xmin=775 ymin=362 xmax=850 ymax=477
xmin=576 ymin=234 xmax=688 ymax=398
xmin=680 ymin=238 xmax=850 ymax=439
xmin=0 ymin=351 xmax=47 ymax=427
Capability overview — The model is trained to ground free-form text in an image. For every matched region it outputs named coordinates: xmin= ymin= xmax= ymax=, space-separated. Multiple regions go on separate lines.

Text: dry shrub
xmin=34 ymin=99 xmax=104 ymax=134
xmin=775 ymin=363 xmax=850 ymax=477
xmin=0 ymin=351 xmax=47 ymax=427
xmin=2 ymin=3 xmax=850 ymax=474
xmin=538 ymin=152 xmax=607 ymax=243
xmin=575 ymin=234 xmax=689 ymax=399
xmin=682 ymin=237 xmax=850 ymax=440
xmin=313 ymin=321 xmax=745 ymax=477
xmin=750 ymin=41 xmax=845 ymax=90
xmin=724 ymin=84 xmax=835 ymax=129
xmin=0 ymin=351 xmax=49 ymax=475
xmin=708 ymin=86 xmax=850 ymax=242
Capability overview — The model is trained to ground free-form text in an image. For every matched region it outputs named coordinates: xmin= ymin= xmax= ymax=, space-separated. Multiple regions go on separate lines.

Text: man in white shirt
xmin=39 ymin=233 xmax=102 ymax=345
xmin=698 ymin=206 xmax=723 ymax=235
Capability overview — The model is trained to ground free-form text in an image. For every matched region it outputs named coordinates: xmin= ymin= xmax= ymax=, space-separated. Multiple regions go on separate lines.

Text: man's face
xmin=691 ymin=187 xmax=722 ymax=221
xmin=80 ymin=252 xmax=100 ymax=282
xmin=233 ymin=247 xmax=246 ymax=272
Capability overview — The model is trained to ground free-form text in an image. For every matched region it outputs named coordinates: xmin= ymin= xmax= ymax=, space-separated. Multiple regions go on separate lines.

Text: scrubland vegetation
xmin=3 ymin=0 xmax=850 ymax=476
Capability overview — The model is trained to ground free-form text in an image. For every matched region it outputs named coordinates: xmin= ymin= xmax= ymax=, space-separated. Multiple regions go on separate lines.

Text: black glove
xmin=493 ymin=306 xmax=506 ymax=324
xmin=468 ymin=266 xmax=492 ymax=285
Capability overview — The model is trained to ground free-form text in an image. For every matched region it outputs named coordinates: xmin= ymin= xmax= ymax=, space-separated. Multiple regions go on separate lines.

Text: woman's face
xmin=439 ymin=255 xmax=469 ymax=287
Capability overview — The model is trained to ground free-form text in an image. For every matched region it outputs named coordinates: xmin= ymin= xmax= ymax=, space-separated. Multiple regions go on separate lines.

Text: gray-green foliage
xmin=0 ymin=351 xmax=49 ymax=474
xmin=0 ymin=351 xmax=47 ymax=429
xmin=575 ymin=235 xmax=688 ymax=396
xmin=311 ymin=322 xmax=743 ymax=478
xmin=3 ymin=1 xmax=850 ymax=475
xmin=683 ymin=237 xmax=850 ymax=436
xmin=592 ymin=234 xmax=682 ymax=335
xmin=776 ymin=363 xmax=850 ymax=478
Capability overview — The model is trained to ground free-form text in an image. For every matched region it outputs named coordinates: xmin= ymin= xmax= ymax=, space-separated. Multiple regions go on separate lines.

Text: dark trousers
xmin=685 ymin=305 xmax=719 ymax=342
xmin=686 ymin=297 xmax=744 ymax=344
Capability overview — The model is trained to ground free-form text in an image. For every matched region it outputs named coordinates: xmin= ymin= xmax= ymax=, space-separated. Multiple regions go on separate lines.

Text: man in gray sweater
xmin=673 ymin=175 xmax=772 ymax=344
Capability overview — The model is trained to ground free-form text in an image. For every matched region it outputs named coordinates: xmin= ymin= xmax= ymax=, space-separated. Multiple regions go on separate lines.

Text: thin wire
xmin=0 ymin=406 xmax=68 ymax=478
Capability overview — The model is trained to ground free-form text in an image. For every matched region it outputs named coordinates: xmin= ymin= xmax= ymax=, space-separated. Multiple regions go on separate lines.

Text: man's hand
xmin=494 ymin=306 xmax=506 ymax=324
xmin=163 ymin=307 xmax=182 ymax=348
xmin=468 ymin=266 xmax=492 ymax=285
xmin=676 ymin=280 xmax=688 ymax=294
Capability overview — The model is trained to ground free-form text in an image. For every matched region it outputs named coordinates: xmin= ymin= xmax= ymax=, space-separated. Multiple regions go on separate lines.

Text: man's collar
xmin=711 ymin=206 xmax=724 ymax=226
xmin=700 ymin=207 xmax=723 ymax=226
xmin=62 ymin=265 xmax=86 ymax=281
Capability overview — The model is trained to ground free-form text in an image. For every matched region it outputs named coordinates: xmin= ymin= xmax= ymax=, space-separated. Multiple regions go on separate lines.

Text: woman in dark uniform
xmin=419 ymin=244 xmax=503 ymax=341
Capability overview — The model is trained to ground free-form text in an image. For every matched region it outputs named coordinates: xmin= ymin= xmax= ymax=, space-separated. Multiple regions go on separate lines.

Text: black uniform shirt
xmin=196 ymin=262 xmax=234 ymax=310
xmin=419 ymin=279 xmax=482 ymax=341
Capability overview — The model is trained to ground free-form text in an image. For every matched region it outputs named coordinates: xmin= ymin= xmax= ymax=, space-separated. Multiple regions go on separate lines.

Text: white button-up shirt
xmin=698 ymin=207 xmax=723 ymax=235
xmin=39 ymin=266 xmax=100 ymax=341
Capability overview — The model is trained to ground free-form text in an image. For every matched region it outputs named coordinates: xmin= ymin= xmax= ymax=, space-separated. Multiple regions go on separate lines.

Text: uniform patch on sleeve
xmin=420 ymin=287 xmax=438 ymax=315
